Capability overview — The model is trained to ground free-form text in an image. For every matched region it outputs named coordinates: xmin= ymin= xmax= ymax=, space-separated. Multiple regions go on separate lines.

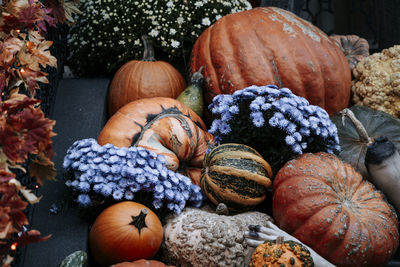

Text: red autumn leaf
xmin=0 ymin=126 xmax=24 ymax=163
xmin=2 ymin=92 xmax=39 ymax=115
xmin=15 ymin=229 xmax=51 ymax=247
xmin=29 ymin=152 xmax=56 ymax=185
xmin=19 ymin=3 xmax=42 ymax=28
xmin=0 ymin=183 xmax=28 ymax=232
xmin=44 ymin=0 xmax=66 ymax=24
xmin=0 ymin=171 xmax=15 ymax=184
xmin=0 ymin=15 xmax=21 ymax=34
xmin=15 ymin=105 xmax=56 ymax=157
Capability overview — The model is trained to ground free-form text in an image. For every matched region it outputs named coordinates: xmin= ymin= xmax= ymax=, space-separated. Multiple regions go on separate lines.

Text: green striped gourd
xmin=201 ymin=143 xmax=273 ymax=211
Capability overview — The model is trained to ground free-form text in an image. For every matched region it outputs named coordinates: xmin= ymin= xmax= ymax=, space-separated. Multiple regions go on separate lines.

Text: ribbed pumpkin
xmin=201 ymin=143 xmax=273 ymax=211
xmin=273 ymin=152 xmax=399 ymax=267
xmin=108 ymin=35 xmax=186 ymax=116
xmin=98 ymin=97 xmax=214 ymax=185
xmin=329 ymin=34 xmax=370 ymax=72
xmin=250 ymin=236 xmax=314 ymax=267
xmin=190 ymin=7 xmax=351 ymax=117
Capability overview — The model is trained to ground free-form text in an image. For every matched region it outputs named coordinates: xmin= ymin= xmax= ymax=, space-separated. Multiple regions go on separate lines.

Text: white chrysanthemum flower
xmin=171 ymin=40 xmax=180 ymax=48
xmin=166 ymin=1 xmax=174 ymax=7
xmin=202 ymin=17 xmax=211 ymax=26
xmin=119 ymin=40 xmax=126 ymax=45
xmin=113 ymin=26 xmax=119 ymax=32
xmin=177 ymin=17 xmax=185 ymax=24
xmin=215 ymin=14 xmax=222 ymax=20
xmin=149 ymin=29 xmax=159 ymax=37
xmin=194 ymin=1 xmax=204 ymax=8
xmin=169 ymin=28 xmax=177 ymax=35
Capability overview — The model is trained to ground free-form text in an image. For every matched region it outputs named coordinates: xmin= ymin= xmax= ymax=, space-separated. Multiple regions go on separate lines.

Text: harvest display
xmin=62 ymin=5 xmax=400 ymax=267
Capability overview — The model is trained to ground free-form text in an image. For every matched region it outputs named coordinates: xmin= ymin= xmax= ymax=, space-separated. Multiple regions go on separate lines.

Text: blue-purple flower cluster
xmin=63 ymin=138 xmax=203 ymax=214
xmin=208 ymin=85 xmax=340 ymax=171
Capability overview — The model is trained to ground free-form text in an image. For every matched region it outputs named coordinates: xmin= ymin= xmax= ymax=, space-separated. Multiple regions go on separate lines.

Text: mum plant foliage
xmin=0 ymin=0 xmax=78 ymax=264
xmin=68 ymin=0 xmax=252 ymax=76
xmin=209 ymin=85 xmax=340 ymax=173
xmin=63 ymin=138 xmax=203 ymax=214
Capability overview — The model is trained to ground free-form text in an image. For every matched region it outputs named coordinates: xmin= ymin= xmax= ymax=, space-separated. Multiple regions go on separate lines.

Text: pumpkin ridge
xmin=251 ymin=21 xmax=283 ymax=87
xmin=207 ymin=24 xmax=222 ymax=97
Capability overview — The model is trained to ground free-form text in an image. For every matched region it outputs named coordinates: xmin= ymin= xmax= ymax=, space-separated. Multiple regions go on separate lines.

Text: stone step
xmin=19 ymin=78 xmax=110 ymax=267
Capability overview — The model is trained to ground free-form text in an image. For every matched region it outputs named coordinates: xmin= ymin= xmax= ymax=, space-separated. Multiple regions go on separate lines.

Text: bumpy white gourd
xmin=161 ymin=204 xmax=272 ymax=267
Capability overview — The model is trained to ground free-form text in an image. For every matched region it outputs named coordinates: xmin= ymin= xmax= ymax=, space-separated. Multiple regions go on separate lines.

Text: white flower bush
xmin=68 ymin=0 xmax=252 ymax=76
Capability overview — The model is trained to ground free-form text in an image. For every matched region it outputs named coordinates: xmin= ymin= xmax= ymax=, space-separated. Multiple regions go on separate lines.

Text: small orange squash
xmin=108 ymin=35 xmax=186 ymax=116
xmin=89 ymin=202 xmax=163 ymax=267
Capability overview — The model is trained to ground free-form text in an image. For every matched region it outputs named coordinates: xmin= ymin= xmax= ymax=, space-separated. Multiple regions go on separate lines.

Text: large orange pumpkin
xmin=273 ymin=152 xmax=399 ymax=267
xmin=98 ymin=97 xmax=214 ymax=185
xmin=190 ymin=7 xmax=351 ymax=116
xmin=89 ymin=202 xmax=163 ymax=267
xmin=108 ymin=35 xmax=186 ymax=116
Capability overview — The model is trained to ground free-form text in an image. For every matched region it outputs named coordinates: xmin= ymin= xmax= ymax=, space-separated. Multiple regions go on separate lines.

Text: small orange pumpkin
xmin=98 ymin=97 xmax=214 ymax=185
xmin=89 ymin=202 xmax=163 ymax=267
xmin=108 ymin=35 xmax=186 ymax=116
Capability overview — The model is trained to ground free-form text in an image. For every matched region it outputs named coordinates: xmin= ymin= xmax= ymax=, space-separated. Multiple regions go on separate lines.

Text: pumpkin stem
xmin=276 ymin=236 xmax=284 ymax=245
xmin=216 ymin=203 xmax=229 ymax=215
xmin=190 ymin=66 xmax=204 ymax=88
xmin=141 ymin=35 xmax=156 ymax=62
xmin=129 ymin=208 xmax=148 ymax=233
xmin=340 ymin=108 xmax=373 ymax=145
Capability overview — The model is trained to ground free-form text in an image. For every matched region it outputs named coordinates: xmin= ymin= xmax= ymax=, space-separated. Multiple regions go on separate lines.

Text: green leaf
xmin=59 ymin=250 xmax=87 ymax=267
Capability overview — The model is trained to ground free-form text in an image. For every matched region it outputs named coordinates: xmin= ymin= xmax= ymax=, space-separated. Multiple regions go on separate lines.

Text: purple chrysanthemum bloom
xmin=64 ymin=138 xmax=204 ymax=213
xmin=112 ymin=190 xmax=124 ymax=200
xmin=77 ymin=194 xmax=92 ymax=207
xmin=208 ymin=85 xmax=340 ymax=173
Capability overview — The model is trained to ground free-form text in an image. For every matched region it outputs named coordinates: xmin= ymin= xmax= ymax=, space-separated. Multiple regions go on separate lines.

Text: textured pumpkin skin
xmin=250 ymin=239 xmax=314 ymax=267
xmin=201 ymin=143 xmax=273 ymax=211
xmin=190 ymin=7 xmax=351 ymax=116
xmin=108 ymin=60 xmax=186 ymax=116
xmin=329 ymin=34 xmax=370 ymax=72
xmin=89 ymin=202 xmax=163 ymax=267
xmin=273 ymin=152 xmax=399 ymax=267
xmin=160 ymin=205 xmax=273 ymax=267
xmin=98 ymin=97 xmax=214 ymax=185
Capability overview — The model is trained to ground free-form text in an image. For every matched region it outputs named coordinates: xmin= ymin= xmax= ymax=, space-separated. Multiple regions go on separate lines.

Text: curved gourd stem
xmin=131 ymin=110 xmax=191 ymax=147
xmin=141 ymin=35 xmax=156 ymax=62
xmin=129 ymin=208 xmax=148 ymax=233
xmin=340 ymin=108 xmax=373 ymax=145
